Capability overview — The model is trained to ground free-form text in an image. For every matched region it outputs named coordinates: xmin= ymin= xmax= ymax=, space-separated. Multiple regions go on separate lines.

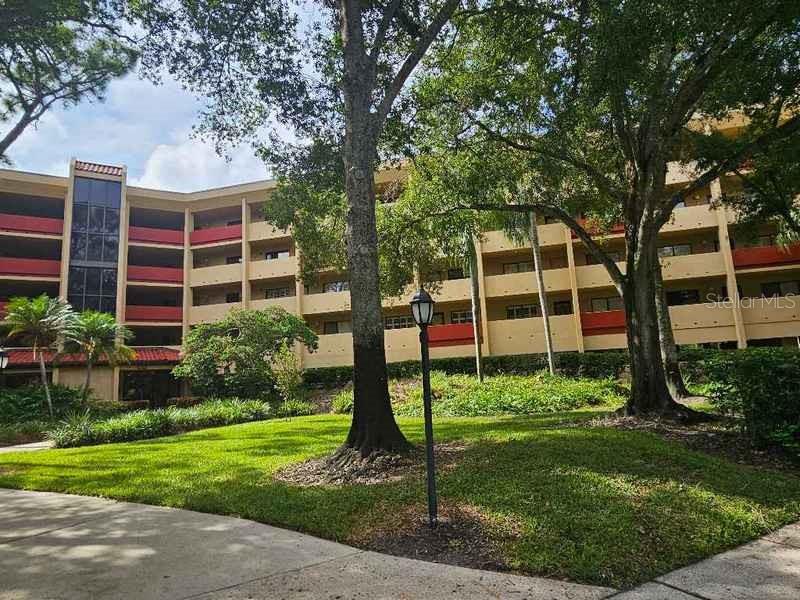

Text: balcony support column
xmin=564 ymin=226 xmax=585 ymax=352
xmin=241 ymin=198 xmax=250 ymax=308
xmin=712 ymin=178 xmax=747 ymax=348
xmin=115 ymin=166 xmax=130 ymax=332
xmin=474 ymin=235 xmax=492 ymax=357
xmin=58 ymin=159 xmax=76 ymax=301
xmin=182 ymin=209 xmax=192 ymax=341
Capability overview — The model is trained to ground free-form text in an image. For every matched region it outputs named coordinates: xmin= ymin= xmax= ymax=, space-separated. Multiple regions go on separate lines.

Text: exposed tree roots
xmin=617 ymin=400 xmax=717 ymax=424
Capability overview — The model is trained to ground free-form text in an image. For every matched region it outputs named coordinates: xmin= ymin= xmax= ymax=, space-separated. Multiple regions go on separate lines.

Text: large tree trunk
xmin=654 ymin=265 xmax=691 ymax=398
xmin=38 ymin=350 xmax=53 ymax=417
xmin=466 ymin=237 xmax=484 ymax=382
xmin=622 ymin=230 xmax=698 ymax=420
xmin=529 ymin=212 xmax=555 ymax=374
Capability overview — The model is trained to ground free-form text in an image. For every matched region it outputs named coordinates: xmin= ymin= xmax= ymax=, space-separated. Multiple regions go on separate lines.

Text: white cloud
xmin=130 ymin=135 xmax=269 ymax=192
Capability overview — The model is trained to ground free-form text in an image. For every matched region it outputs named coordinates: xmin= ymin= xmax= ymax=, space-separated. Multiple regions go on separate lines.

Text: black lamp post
xmin=410 ymin=288 xmax=438 ymax=527
xmin=0 ymin=347 xmax=8 ymax=388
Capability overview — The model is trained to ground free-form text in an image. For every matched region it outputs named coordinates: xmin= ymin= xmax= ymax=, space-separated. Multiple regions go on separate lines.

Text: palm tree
xmin=66 ymin=311 xmax=134 ymax=400
xmin=5 ymin=295 xmax=76 ymax=417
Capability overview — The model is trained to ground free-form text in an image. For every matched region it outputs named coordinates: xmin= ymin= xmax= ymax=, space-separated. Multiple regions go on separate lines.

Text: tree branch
xmin=369 ymin=0 xmax=404 ymax=64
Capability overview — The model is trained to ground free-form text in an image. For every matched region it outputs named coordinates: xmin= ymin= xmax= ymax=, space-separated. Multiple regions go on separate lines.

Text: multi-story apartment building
xmin=2 ymin=146 xmax=800 ymax=403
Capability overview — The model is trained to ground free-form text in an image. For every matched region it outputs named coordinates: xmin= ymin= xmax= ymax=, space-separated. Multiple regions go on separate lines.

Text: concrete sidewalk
xmin=0 ymin=489 xmax=798 ymax=599
xmin=0 ymin=441 xmax=52 ymax=454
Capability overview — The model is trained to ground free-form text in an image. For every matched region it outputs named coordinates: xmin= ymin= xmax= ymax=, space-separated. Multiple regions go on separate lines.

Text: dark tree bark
xmin=466 ymin=237 xmax=484 ymax=381
xmin=654 ymin=265 xmax=691 ymax=398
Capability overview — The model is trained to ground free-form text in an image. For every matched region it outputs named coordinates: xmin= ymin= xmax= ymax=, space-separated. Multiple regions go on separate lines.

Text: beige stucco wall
xmin=57 ymin=366 xmax=115 ymax=402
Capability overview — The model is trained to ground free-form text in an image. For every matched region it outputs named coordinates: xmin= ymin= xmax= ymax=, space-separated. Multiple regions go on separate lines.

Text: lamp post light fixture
xmin=410 ymin=288 xmax=438 ymax=527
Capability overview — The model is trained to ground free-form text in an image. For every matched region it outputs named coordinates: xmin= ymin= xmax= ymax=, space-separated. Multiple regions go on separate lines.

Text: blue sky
xmin=4 ymin=74 xmax=271 ymax=193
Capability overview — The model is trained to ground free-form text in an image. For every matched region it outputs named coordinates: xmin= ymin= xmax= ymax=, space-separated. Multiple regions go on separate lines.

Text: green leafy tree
xmin=407 ymin=0 xmax=800 ymax=418
xmin=135 ymin=0 xmax=462 ymax=456
xmin=4 ymin=294 xmax=76 ymax=416
xmin=65 ymin=310 xmax=134 ymax=400
xmin=0 ymin=0 xmax=137 ymax=163
xmin=172 ymin=307 xmax=317 ymax=399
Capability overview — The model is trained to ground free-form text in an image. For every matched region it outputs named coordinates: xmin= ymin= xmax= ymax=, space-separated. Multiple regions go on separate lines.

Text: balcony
xmin=741 ymin=296 xmax=800 ymax=341
xmin=670 ymin=303 xmax=737 ymax=345
xmin=571 ymin=219 xmax=624 ymax=238
xmin=188 ymin=301 xmax=242 ymax=325
xmin=0 ymin=258 xmax=60 ymax=279
xmin=249 ymin=256 xmax=297 ymax=280
xmin=732 ymin=243 xmax=800 ymax=269
xmin=488 ymin=314 xmax=579 ymax=355
xmin=125 ymin=305 xmax=183 ymax=323
xmin=248 ymin=221 xmax=289 ymax=241
xmin=660 ymin=252 xmax=726 ymax=280
xmin=581 ymin=310 xmax=626 ymax=336
xmin=0 ymin=213 xmax=63 ymax=236
xmin=481 ymin=223 xmax=565 ymax=252
xmin=484 ymin=268 xmax=572 ymax=297
xmin=250 ymin=296 xmax=297 ymax=312
xmin=304 ymin=290 xmax=350 ymax=314
xmin=190 ymin=224 xmax=242 ymax=247
xmin=127 ymin=265 xmax=183 ymax=285
xmin=661 ymin=204 xmax=717 ymax=233
xmin=428 ymin=323 xmax=475 ymax=347
xmin=190 ymin=263 xmax=241 ymax=287
xmin=129 ymin=226 xmax=183 ymax=246
xmin=303 ymin=332 xmax=353 ymax=368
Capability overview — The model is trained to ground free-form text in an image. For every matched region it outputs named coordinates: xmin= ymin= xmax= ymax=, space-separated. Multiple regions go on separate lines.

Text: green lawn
xmin=1 ymin=412 xmax=799 ymax=588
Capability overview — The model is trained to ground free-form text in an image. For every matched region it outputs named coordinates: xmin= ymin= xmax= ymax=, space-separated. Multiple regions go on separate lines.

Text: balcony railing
xmin=127 ymin=265 xmax=183 ymax=284
xmin=0 ymin=213 xmax=63 ymax=236
xmin=732 ymin=243 xmax=800 ymax=269
xmin=0 ymin=258 xmax=60 ymax=278
xmin=129 ymin=226 xmax=183 ymax=246
xmin=428 ymin=323 xmax=475 ymax=347
xmin=190 ymin=224 xmax=242 ymax=246
xmin=125 ymin=305 xmax=183 ymax=322
xmin=581 ymin=310 xmax=626 ymax=336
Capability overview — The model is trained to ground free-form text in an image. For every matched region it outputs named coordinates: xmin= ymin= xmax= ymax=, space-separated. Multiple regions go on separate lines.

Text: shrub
xmin=0 ymin=420 xmax=51 ymax=446
xmin=703 ymin=348 xmax=800 ymax=454
xmin=330 ymin=388 xmax=354 ymax=414
xmin=276 ymin=400 xmax=316 ymax=418
xmin=48 ymin=399 xmax=273 ymax=448
xmin=272 ymin=343 xmax=307 ymax=404
xmin=0 ymin=384 xmax=123 ymax=424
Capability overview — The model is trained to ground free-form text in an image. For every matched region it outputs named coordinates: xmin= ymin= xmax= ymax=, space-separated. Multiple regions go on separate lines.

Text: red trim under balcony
xmin=732 ymin=243 xmax=800 ymax=269
xmin=127 ymin=265 xmax=183 ymax=284
xmin=125 ymin=305 xmax=183 ymax=322
xmin=190 ymin=224 xmax=242 ymax=246
xmin=129 ymin=226 xmax=184 ymax=246
xmin=428 ymin=323 xmax=476 ymax=347
xmin=581 ymin=310 xmax=626 ymax=336
xmin=0 ymin=257 xmax=60 ymax=278
xmin=0 ymin=213 xmax=63 ymax=236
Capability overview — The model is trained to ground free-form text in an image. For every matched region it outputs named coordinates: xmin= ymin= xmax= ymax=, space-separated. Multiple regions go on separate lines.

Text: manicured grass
xmin=1 ymin=412 xmax=799 ymax=588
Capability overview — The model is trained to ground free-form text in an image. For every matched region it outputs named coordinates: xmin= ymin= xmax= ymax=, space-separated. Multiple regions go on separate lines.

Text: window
xmin=762 ymin=281 xmax=800 ymax=297
xmin=265 ymin=250 xmax=290 ymax=260
xmin=506 ymin=304 xmax=540 ymax=319
xmin=503 ymin=261 xmax=534 ymax=274
xmin=265 ymin=287 xmax=291 ymax=299
xmin=384 ymin=315 xmax=415 ymax=330
xmin=431 ymin=312 xmax=445 ymax=325
xmin=586 ymin=251 xmax=623 ymax=265
xmin=323 ymin=321 xmax=339 ymax=335
xmin=658 ymin=244 xmax=692 ymax=257
xmin=227 ymin=219 xmax=242 ymax=226
xmin=719 ymin=285 xmax=743 ymax=301
xmin=450 ymin=310 xmax=473 ymax=324
xmin=225 ymin=256 xmax=242 ymax=265
xmin=666 ymin=289 xmax=700 ymax=306
xmin=225 ymin=292 xmax=241 ymax=303
xmin=590 ymin=296 xmax=624 ymax=312
xmin=446 ymin=268 xmax=466 ymax=280
xmin=757 ymin=234 xmax=778 ymax=247
xmin=323 ymin=280 xmax=349 ymax=293
xmin=553 ymin=300 xmax=573 ymax=315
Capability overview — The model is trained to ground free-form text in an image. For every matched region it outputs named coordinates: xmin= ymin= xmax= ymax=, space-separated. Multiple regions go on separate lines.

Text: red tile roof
xmin=6 ymin=347 xmax=180 ymax=368
xmin=74 ymin=160 xmax=124 ymax=178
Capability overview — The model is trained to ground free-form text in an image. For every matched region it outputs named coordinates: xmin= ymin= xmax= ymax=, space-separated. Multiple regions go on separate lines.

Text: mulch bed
xmin=589 ymin=414 xmax=799 ymax=472
xmin=348 ymin=502 xmax=517 ymax=572
xmin=274 ymin=442 xmax=468 ymax=487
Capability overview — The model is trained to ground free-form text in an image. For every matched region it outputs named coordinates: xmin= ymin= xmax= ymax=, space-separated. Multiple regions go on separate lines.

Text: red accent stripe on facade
xmin=189 ymin=224 xmax=242 ymax=246
xmin=125 ymin=305 xmax=183 ymax=322
xmin=74 ymin=161 xmax=124 ymax=177
xmin=0 ymin=258 xmax=60 ymax=278
xmin=428 ymin=323 xmax=476 ymax=347
xmin=0 ymin=213 xmax=63 ymax=236
xmin=127 ymin=265 xmax=183 ymax=284
xmin=581 ymin=310 xmax=626 ymax=336
xmin=6 ymin=347 xmax=180 ymax=368
xmin=129 ymin=226 xmax=184 ymax=246
xmin=731 ymin=243 xmax=800 ymax=269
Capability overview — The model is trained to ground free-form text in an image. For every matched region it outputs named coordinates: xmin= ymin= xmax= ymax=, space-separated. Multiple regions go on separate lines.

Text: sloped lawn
xmin=1 ymin=412 xmax=799 ymax=588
